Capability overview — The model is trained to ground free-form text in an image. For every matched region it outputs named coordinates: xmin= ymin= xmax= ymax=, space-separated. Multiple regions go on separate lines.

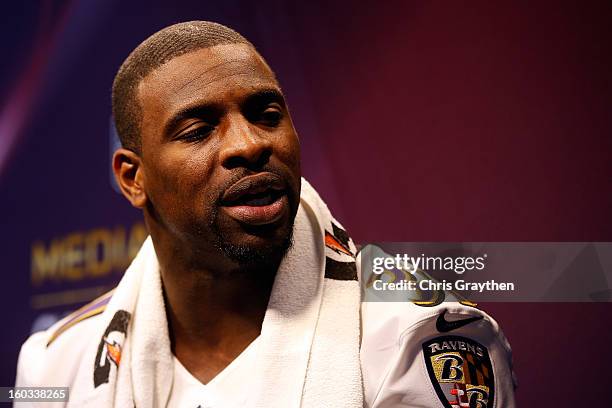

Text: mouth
xmin=220 ymin=173 xmax=289 ymax=226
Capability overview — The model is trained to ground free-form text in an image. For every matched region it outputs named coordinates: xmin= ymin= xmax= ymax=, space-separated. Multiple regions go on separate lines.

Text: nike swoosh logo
xmin=436 ymin=311 xmax=483 ymax=332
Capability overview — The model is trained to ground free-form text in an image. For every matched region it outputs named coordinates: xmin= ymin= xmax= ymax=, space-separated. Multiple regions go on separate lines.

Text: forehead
xmin=137 ymin=43 xmax=278 ymax=121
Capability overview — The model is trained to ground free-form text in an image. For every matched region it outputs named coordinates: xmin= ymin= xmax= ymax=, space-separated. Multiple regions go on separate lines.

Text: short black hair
xmin=112 ymin=21 xmax=252 ymax=153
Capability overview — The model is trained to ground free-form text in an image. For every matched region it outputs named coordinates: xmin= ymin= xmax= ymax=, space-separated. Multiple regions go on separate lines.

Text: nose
xmin=219 ymin=113 xmax=272 ymax=170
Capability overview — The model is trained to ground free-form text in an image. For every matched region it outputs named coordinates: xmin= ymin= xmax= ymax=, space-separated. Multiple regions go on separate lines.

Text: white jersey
xmin=167 ymin=337 xmax=260 ymax=408
xmin=361 ymin=301 xmax=516 ymax=407
xmin=16 ymin=295 xmax=515 ymax=407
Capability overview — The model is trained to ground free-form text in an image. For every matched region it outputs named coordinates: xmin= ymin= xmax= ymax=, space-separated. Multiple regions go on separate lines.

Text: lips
xmin=220 ymin=172 xmax=289 ymax=226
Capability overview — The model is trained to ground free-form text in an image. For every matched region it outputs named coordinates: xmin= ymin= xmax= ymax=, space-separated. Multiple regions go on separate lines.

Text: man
xmin=16 ymin=21 xmax=516 ymax=407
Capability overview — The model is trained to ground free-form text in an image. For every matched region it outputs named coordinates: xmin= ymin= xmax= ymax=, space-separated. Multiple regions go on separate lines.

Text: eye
xmin=177 ymin=124 xmax=214 ymax=143
xmin=257 ymin=104 xmax=283 ymax=127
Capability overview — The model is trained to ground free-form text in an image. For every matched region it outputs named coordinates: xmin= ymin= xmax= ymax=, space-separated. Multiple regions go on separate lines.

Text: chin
xmin=213 ymin=219 xmax=295 ymax=269
xmin=222 ymin=234 xmax=293 ymax=270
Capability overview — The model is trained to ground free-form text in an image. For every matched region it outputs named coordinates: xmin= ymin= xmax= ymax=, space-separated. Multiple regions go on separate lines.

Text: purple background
xmin=1 ymin=0 xmax=611 ymax=405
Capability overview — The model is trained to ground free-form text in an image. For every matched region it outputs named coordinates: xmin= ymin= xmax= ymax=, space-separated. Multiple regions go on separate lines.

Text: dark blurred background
xmin=1 ymin=0 xmax=611 ymax=405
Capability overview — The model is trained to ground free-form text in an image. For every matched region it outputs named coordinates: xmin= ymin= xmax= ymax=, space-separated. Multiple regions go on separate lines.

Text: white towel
xmin=65 ymin=178 xmax=363 ymax=407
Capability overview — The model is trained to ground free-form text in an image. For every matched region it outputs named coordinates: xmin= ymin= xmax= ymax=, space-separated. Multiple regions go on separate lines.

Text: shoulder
xmin=361 ymin=300 xmax=509 ymax=347
xmin=361 ymin=301 xmax=517 ymax=408
xmin=16 ymin=291 xmax=113 ymax=387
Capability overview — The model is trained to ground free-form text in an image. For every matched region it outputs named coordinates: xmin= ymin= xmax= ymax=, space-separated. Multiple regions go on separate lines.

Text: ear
xmin=112 ymin=148 xmax=147 ymax=208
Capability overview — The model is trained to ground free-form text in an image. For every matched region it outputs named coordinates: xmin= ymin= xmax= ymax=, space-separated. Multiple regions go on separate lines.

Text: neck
xmin=147 ymin=220 xmax=278 ymax=383
xmin=162 ymin=261 xmax=276 ymax=352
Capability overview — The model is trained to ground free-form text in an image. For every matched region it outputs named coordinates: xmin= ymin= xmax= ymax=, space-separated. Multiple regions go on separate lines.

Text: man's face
xmin=136 ymin=43 xmax=301 ymax=269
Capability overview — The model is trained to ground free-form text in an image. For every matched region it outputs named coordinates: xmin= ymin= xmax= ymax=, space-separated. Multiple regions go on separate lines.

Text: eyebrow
xmin=163 ymin=87 xmax=286 ymax=138
xmin=243 ymin=88 xmax=287 ymax=109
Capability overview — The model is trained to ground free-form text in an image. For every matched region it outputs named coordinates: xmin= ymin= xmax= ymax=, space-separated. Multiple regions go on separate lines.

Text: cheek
xmin=144 ymin=146 xmax=218 ymax=213
xmin=275 ymin=131 xmax=301 ymax=171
